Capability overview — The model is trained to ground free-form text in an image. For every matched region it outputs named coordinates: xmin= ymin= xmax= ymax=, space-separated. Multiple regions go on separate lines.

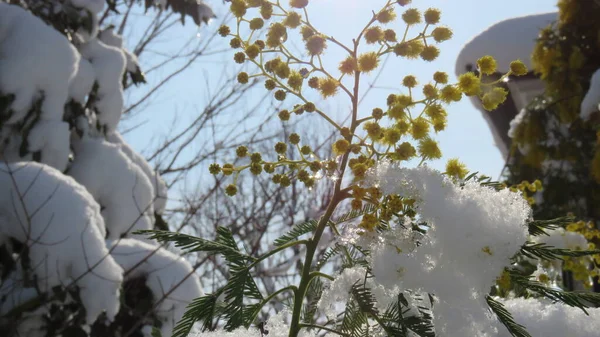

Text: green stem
xmin=299 ymin=323 xmax=350 ymax=337
xmin=309 ymin=271 xmax=335 ymax=281
xmin=288 ymin=192 xmax=343 ymax=337
xmin=248 ymin=240 xmax=308 ymax=270
xmin=247 ymin=285 xmax=297 ymax=327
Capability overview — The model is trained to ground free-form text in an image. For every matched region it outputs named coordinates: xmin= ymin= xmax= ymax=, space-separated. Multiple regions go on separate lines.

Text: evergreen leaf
xmin=135 ymin=229 xmax=254 ymax=262
xmin=172 ymin=290 xmax=223 ymax=337
xmin=510 ymin=270 xmax=600 ymax=313
xmin=520 ymin=242 xmax=600 ymax=261
xmin=486 ymin=296 xmax=532 ymax=337
xmin=273 ymin=220 xmax=318 ymax=247
xmin=527 ymin=216 xmax=575 ymax=236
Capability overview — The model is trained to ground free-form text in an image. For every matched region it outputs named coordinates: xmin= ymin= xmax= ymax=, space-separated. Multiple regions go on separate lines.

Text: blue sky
xmin=124 ymin=0 xmax=558 ymax=181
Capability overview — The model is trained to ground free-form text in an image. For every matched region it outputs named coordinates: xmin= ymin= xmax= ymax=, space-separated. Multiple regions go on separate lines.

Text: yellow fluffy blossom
xmin=290 ymin=0 xmax=308 ymax=8
xmin=457 ymin=72 xmax=481 ymax=96
xmin=440 ymin=85 xmax=462 ymax=102
xmin=420 ymin=45 xmax=440 ymax=62
xmin=384 ymin=29 xmax=397 ymax=42
xmin=402 ymin=8 xmax=421 ymax=25
xmin=423 ymin=8 xmax=441 ymax=24
xmin=225 ymin=184 xmax=238 ymax=196
xmin=364 ymin=121 xmax=383 ymax=140
xmin=230 ymin=0 xmax=247 ymax=17
xmin=377 ymin=8 xmax=396 ymax=23
xmin=338 ymin=56 xmax=358 ymax=75
xmin=245 ymin=44 xmax=260 ymax=59
xmin=283 ymin=11 xmax=302 ymax=28
xmin=411 ymin=117 xmax=430 ymax=139
xmin=287 ymin=71 xmax=304 ymax=91
xmin=482 ymin=87 xmax=508 ymax=111
xmin=260 ymin=2 xmax=273 ymax=19
xmin=510 ymin=60 xmax=528 ymax=76
xmin=360 ymin=213 xmax=379 ymax=231
xmin=333 ymin=139 xmax=350 ymax=155
xmin=422 ymin=84 xmax=438 ymax=99
xmin=388 ymin=104 xmax=406 ymax=120
xmin=433 ymin=71 xmax=448 ymax=84
xmin=383 ymin=128 xmax=402 ymax=145
xmin=418 ymin=138 xmax=442 ymax=159
xmin=358 ymin=52 xmax=380 ymax=73
xmin=300 ymin=25 xmax=315 ymax=41
xmin=306 ymin=35 xmax=327 ymax=55
xmin=402 ymin=75 xmax=418 ymax=88
xmin=477 ymin=55 xmax=498 ymax=75
xmin=394 ymin=40 xmax=424 ymax=59
xmin=266 ymin=23 xmax=287 ymax=48
xmin=394 ymin=142 xmax=416 ymax=161
xmin=365 ymin=26 xmax=384 ymax=44
xmin=445 ymin=158 xmax=468 ymax=179
xmin=318 ymin=77 xmax=339 ymax=97
xmin=249 ymin=18 xmax=265 ymax=30
xmin=431 ymin=27 xmax=453 ymax=42
xmin=592 ymin=149 xmax=600 ymax=183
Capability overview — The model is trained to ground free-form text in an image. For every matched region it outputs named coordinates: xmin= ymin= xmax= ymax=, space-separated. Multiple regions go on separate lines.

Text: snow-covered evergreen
xmin=0 ymin=0 xmax=213 ymax=335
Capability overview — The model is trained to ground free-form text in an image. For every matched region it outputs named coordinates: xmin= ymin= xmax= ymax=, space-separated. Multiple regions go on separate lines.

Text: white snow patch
xmin=0 ymin=3 xmax=79 ymax=122
xmin=109 ymin=238 xmax=203 ymax=337
xmin=98 ymin=27 xmax=140 ymax=74
xmin=69 ymin=136 xmax=155 ymax=240
xmin=508 ymin=108 xmax=527 ymax=139
xmin=581 ymin=68 xmax=600 ymax=121
xmin=499 ymin=297 xmax=600 ymax=337
xmin=317 ymin=266 xmax=366 ymax=319
xmin=79 ymin=38 xmax=126 ymax=132
xmin=0 ymin=162 xmax=122 ymax=324
xmin=27 ymin=120 xmax=71 ymax=172
xmin=107 ymin=131 xmax=168 ymax=213
xmin=69 ymin=0 xmax=105 ymax=14
xmin=69 ymin=57 xmax=96 ymax=104
xmin=362 ymin=163 xmax=531 ymax=336
xmin=192 ymin=309 xmax=317 ymax=337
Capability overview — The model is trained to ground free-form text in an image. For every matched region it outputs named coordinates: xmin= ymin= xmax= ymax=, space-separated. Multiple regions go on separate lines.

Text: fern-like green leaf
xmin=136 ymin=228 xmax=254 ymax=262
xmin=339 ymin=298 xmax=369 ymax=337
xmin=334 ymin=204 xmax=377 ymax=225
xmin=486 ymin=296 xmax=532 ymax=337
xmin=274 ymin=220 xmax=318 ymax=247
xmin=527 ymin=216 xmax=575 ymax=236
xmin=351 ymin=281 xmax=378 ymax=316
xmin=381 ymin=293 xmax=435 ymax=337
xmin=171 ymin=290 xmax=223 ymax=337
xmin=302 ymin=276 xmax=325 ymax=323
xmin=510 ymin=270 xmax=600 ymax=313
xmin=316 ymin=244 xmax=343 ymax=270
xmin=520 ymin=242 xmax=600 ymax=261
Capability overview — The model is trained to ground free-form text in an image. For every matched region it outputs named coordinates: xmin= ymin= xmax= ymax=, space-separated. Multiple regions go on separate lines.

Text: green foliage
xmin=510 ymin=270 xmax=600 ymax=313
xmin=339 ymin=295 xmax=370 ymax=337
xmin=520 ymin=242 xmax=600 ymax=261
xmin=151 ymin=327 xmax=163 ymax=337
xmin=172 ymin=291 xmax=224 ymax=337
xmin=486 ymin=296 xmax=531 ymax=337
xmin=137 ymin=228 xmax=255 ymax=262
xmin=302 ymin=276 xmax=324 ymax=324
xmin=527 ymin=216 xmax=574 ymax=236
xmin=334 ymin=203 xmax=378 ymax=225
xmin=381 ymin=293 xmax=436 ymax=337
xmin=273 ymin=220 xmax=318 ymax=247
xmin=142 ymin=227 xmax=265 ymax=332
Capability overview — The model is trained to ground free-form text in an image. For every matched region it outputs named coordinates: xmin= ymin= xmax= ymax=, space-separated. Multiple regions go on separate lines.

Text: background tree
xmin=0 ymin=0 xmax=222 ymax=336
xmin=504 ymin=0 xmax=600 ymax=291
